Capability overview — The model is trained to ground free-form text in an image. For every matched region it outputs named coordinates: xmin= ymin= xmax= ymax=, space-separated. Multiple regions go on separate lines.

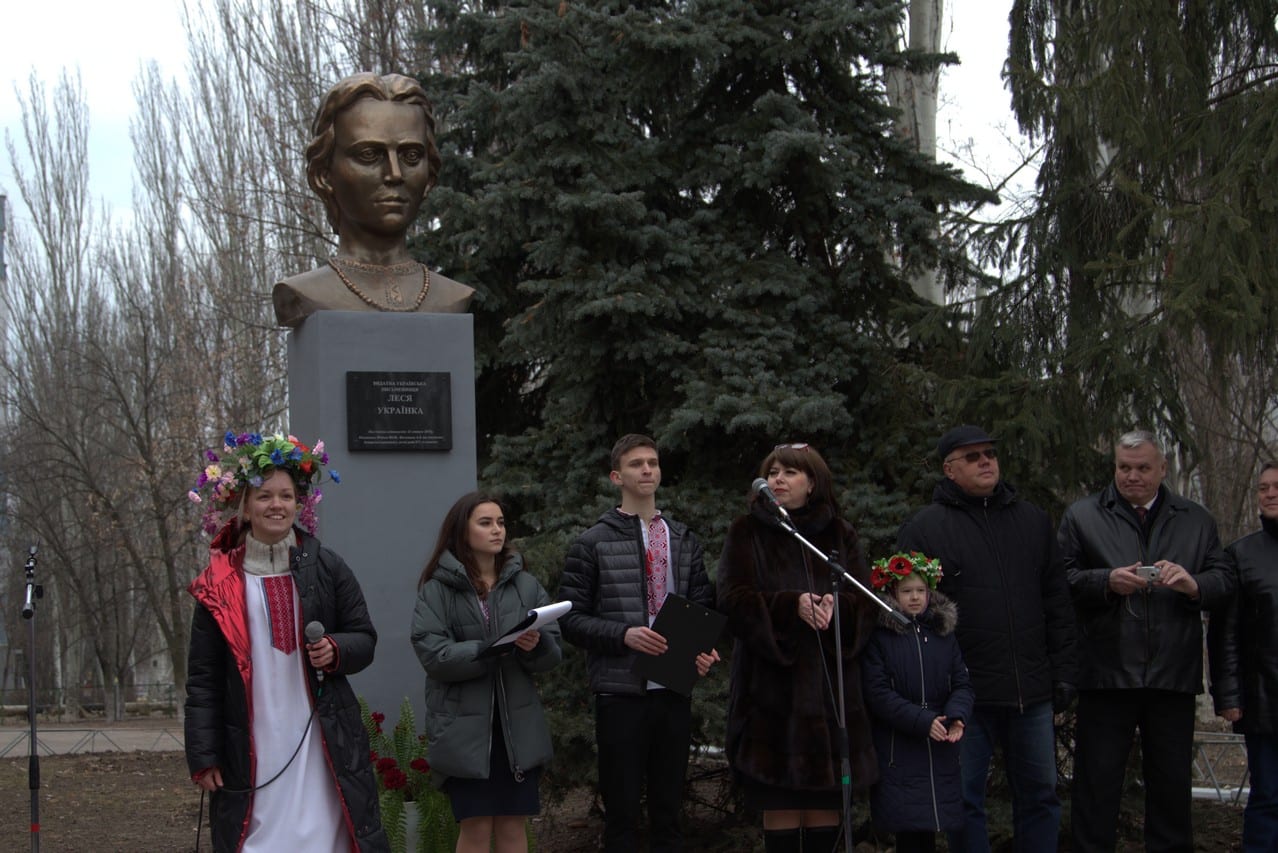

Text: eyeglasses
xmin=774 ymin=443 xmax=810 ymax=451
xmin=946 ymin=447 xmax=998 ymax=465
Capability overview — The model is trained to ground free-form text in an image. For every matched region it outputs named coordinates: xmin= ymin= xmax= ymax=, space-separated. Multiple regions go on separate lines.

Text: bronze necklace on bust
xmin=328 ymin=256 xmax=431 ymax=311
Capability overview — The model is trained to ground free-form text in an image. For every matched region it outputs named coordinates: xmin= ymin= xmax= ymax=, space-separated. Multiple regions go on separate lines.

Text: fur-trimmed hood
xmin=877 ymin=589 xmax=958 ymax=636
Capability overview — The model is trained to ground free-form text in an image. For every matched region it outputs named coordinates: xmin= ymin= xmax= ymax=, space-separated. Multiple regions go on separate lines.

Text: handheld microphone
xmin=751 ymin=478 xmax=791 ymax=522
xmin=304 ymin=621 xmax=326 ymax=683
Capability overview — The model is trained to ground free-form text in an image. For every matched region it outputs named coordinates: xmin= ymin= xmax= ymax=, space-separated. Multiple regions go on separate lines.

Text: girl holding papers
xmin=411 ymin=492 xmax=563 ymax=853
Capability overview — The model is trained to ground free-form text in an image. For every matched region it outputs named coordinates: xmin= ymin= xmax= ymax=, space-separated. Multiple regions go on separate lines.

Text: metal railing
xmin=0 ymin=682 xmax=179 ymax=719
xmin=1192 ymin=731 xmax=1249 ymax=804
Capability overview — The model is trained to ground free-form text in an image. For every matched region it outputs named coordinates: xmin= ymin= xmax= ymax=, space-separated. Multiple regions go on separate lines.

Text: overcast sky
xmin=0 ymin=1 xmax=1029 ymax=226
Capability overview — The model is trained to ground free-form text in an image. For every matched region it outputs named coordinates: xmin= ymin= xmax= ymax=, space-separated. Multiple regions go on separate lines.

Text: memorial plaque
xmin=346 ymin=371 xmax=452 ymax=450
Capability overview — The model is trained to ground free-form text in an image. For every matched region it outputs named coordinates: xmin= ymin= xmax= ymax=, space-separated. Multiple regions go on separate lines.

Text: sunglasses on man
xmin=946 ymin=447 xmax=998 ymax=465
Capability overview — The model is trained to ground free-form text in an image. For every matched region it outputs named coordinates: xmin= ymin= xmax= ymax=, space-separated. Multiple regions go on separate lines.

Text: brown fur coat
xmin=717 ymin=504 xmax=879 ymax=794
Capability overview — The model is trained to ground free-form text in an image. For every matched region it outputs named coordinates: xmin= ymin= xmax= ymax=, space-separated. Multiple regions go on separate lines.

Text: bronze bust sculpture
xmin=273 ymin=73 xmax=473 ymax=328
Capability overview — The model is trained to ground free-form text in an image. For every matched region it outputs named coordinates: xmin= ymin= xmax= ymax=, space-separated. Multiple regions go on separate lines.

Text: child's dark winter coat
xmin=861 ymin=590 xmax=974 ymax=833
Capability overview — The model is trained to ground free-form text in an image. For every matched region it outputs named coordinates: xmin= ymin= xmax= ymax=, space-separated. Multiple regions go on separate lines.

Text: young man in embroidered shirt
xmin=559 ymin=434 xmax=718 ymax=852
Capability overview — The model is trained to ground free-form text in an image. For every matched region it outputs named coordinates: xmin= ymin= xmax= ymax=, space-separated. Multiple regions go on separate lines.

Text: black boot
xmin=802 ymin=823 xmax=843 ymax=853
xmin=763 ymin=827 xmax=802 ymax=853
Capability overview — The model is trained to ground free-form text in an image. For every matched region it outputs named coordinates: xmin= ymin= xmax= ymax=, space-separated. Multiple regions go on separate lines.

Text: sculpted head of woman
xmin=305 ymin=72 xmax=443 ymax=234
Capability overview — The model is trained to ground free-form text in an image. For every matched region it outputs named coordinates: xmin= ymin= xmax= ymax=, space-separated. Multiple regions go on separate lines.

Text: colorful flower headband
xmin=870 ymin=551 xmax=944 ymax=591
xmin=188 ymin=431 xmax=340 ymax=536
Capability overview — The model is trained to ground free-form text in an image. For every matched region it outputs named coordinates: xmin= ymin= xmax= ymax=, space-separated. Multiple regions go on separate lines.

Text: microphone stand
xmin=21 ymin=545 xmax=42 ymax=853
xmin=767 ymin=513 xmax=907 ymax=852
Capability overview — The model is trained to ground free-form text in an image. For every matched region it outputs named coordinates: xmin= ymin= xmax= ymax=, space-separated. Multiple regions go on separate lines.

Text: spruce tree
xmin=418 ymin=0 xmax=989 ymax=552
xmin=964 ymin=0 xmax=1278 ymax=521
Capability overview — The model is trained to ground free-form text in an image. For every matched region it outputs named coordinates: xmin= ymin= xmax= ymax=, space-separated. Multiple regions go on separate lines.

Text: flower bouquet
xmin=361 ymin=697 xmax=458 ymax=853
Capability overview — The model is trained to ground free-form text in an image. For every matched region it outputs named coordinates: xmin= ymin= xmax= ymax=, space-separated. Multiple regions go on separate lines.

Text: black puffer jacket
xmin=862 ymin=591 xmax=973 ymax=833
xmin=559 ymin=508 xmax=713 ymax=694
xmin=1208 ymin=517 xmax=1278 ymax=732
xmin=896 ymin=479 xmax=1077 ymax=708
xmin=1060 ymin=483 xmax=1235 ymax=693
xmin=184 ymin=523 xmax=388 ymax=852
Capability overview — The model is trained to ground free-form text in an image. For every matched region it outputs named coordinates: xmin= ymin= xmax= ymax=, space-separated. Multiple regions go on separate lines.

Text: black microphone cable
xmin=194 ymin=705 xmax=320 ymax=851
xmin=194 ymin=628 xmax=329 ymax=850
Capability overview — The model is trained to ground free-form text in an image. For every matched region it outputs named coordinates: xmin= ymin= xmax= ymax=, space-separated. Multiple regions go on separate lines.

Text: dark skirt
xmin=443 ymin=717 xmax=541 ymax=821
xmin=743 ymin=779 xmax=844 ymax=812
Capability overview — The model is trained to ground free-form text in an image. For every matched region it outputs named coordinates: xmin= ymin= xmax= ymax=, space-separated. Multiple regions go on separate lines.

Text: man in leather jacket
xmin=1208 ymin=461 xmax=1278 ymax=852
xmin=896 ymin=425 xmax=1077 ymax=853
xmin=559 ymin=434 xmax=718 ymax=852
xmin=1060 ymin=430 xmax=1235 ymax=853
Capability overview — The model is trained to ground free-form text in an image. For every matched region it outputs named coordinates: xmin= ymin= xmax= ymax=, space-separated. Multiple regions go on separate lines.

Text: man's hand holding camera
xmin=1108 ymin=560 xmax=1199 ymax=599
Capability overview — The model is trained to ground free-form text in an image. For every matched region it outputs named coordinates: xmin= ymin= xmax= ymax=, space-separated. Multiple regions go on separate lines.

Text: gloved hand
xmin=1053 ymin=681 xmax=1077 ymax=713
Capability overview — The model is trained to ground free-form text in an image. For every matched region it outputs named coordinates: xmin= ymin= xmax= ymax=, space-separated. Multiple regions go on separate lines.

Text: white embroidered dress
xmin=241 ymin=535 xmax=348 ymax=852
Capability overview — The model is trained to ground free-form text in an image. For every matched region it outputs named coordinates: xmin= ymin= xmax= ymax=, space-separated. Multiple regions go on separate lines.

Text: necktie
xmin=1135 ymin=505 xmax=1148 ymax=524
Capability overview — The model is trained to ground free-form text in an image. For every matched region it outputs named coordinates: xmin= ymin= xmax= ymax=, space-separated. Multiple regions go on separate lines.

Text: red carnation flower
xmin=371 ymin=712 xmax=385 ymax=723
xmin=383 ymin=768 xmax=408 ymax=790
xmin=410 ymin=758 xmax=430 ymax=774
xmin=376 ymin=757 xmax=398 ymax=774
xmin=369 ymin=749 xmax=379 ymax=762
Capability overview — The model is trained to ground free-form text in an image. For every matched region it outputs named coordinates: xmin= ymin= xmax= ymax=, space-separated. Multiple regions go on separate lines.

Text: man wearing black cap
xmin=897 ymin=425 xmax=1077 ymax=853
xmin=1060 ymin=430 xmax=1234 ymax=852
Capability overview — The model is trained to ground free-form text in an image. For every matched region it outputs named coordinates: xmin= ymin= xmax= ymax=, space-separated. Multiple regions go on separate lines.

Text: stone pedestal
xmin=287 ymin=310 xmax=476 ymax=722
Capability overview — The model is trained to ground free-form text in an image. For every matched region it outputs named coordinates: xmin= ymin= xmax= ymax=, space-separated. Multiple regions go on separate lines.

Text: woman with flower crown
xmin=183 ymin=432 xmax=389 ymax=852
xmin=862 ymin=552 xmax=974 ymax=853
xmin=717 ymin=442 xmax=879 ymax=853
xmin=410 ymin=491 xmax=562 ymax=853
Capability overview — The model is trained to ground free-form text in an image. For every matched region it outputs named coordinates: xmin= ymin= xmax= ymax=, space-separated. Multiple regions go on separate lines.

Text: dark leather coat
xmin=559 ymin=508 xmax=713 ymax=694
xmin=1208 ymin=516 xmax=1278 ymax=733
xmin=184 ymin=522 xmax=388 ymax=852
xmin=1059 ymin=483 xmax=1235 ymax=693
xmin=896 ymin=479 xmax=1077 ymax=708
xmin=862 ymin=592 xmax=973 ymax=833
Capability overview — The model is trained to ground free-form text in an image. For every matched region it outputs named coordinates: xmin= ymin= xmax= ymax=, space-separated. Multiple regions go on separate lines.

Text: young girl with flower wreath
xmin=861 ymin=552 xmax=975 ymax=853
xmin=183 ymin=431 xmax=388 ymax=852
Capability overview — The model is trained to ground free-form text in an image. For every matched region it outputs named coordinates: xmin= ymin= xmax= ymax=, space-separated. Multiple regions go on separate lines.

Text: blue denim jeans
xmin=1245 ymin=733 xmax=1278 ymax=853
xmin=946 ymin=701 xmax=1061 ymax=853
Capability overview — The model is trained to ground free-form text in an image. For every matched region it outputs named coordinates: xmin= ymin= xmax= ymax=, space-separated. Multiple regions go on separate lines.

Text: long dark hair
xmin=753 ymin=443 xmax=841 ymax=518
xmin=418 ymin=492 xmax=513 ymax=594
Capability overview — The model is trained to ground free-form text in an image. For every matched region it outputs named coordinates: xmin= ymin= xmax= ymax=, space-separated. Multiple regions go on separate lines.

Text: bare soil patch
xmin=0 ymin=746 xmax=1246 ymax=852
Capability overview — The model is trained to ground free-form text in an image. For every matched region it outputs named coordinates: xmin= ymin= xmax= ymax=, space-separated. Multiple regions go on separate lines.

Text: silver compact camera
xmin=1136 ymin=565 xmax=1160 ymax=582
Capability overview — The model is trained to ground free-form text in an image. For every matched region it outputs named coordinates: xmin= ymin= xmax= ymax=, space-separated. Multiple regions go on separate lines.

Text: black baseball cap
xmin=937 ymin=425 xmax=998 ymax=460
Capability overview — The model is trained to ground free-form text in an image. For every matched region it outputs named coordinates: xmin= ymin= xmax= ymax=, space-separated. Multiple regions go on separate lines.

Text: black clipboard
xmin=631 ymin=594 xmax=726 ymax=697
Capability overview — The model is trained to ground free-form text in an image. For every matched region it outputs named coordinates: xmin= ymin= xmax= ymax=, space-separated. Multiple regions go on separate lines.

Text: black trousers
xmin=1070 ymin=688 xmax=1196 ymax=853
xmin=595 ymin=690 xmax=693 ymax=853
xmin=893 ymin=831 xmax=937 ymax=853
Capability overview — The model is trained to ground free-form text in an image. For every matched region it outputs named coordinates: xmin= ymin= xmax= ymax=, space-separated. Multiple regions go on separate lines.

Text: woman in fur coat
xmin=862 ymin=553 xmax=974 ymax=853
xmin=718 ymin=443 xmax=879 ymax=853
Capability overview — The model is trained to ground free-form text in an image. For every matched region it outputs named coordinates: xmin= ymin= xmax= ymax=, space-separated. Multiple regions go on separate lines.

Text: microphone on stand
xmin=751 ymin=478 xmax=791 ymax=523
xmin=304 ymin=621 xmax=327 ymax=683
